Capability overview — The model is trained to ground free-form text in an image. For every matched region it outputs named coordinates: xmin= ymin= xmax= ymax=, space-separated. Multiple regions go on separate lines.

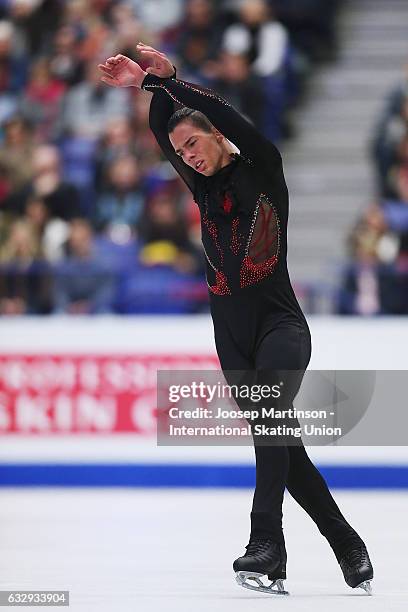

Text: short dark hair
xmin=167 ymin=107 xmax=213 ymax=134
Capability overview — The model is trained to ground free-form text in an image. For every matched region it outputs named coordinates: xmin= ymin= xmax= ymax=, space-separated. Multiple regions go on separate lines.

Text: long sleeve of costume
xmin=142 ymin=73 xmax=283 ymax=180
xmin=147 ymin=79 xmax=197 ymax=195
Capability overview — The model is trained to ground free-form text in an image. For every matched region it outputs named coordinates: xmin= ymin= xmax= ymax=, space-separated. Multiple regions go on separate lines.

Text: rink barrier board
xmin=1 ymin=317 xmax=408 ymax=488
xmin=0 ymin=464 xmax=408 ymax=488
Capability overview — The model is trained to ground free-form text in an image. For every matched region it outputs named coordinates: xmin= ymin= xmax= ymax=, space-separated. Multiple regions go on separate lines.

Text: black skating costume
xmin=142 ymin=72 xmax=372 ymax=591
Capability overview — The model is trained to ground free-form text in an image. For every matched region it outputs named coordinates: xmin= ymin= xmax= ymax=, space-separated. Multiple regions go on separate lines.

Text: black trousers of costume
xmin=215 ymin=323 xmax=363 ymax=561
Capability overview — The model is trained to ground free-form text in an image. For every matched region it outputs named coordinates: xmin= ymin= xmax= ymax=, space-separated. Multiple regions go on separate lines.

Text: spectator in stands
xmin=110 ymin=1 xmax=152 ymax=58
xmin=222 ymin=0 xmax=288 ymax=78
xmin=0 ymin=217 xmax=40 ymax=264
xmin=95 ymin=117 xmax=139 ymax=190
xmin=377 ymin=61 xmax=408 ymax=124
xmin=129 ymin=0 xmax=184 ymax=35
xmin=73 ymin=8 xmax=109 ymax=63
xmin=174 ymin=0 xmax=223 ymax=80
xmin=211 ymin=51 xmax=266 ymax=131
xmin=53 ymin=218 xmax=115 ymax=314
xmin=94 ymin=154 xmax=145 ymax=237
xmin=395 ymin=130 xmax=408 ymax=171
xmin=138 ymin=184 xmax=203 ymax=276
xmin=114 ymin=185 xmax=207 ymax=314
xmin=9 ymin=0 xmax=61 ymax=57
xmin=19 ymin=56 xmax=66 ymax=140
xmin=22 ymin=195 xmax=69 ymax=263
xmin=129 ymin=91 xmax=162 ymax=172
xmin=272 ymin=0 xmax=340 ymax=62
xmin=4 ymin=144 xmax=81 ymax=220
xmin=372 ymin=93 xmax=408 ymax=198
xmin=337 ymin=206 xmax=402 ymax=315
xmin=221 ymin=0 xmax=290 ymax=140
xmin=62 ymin=0 xmax=110 ymax=62
xmin=0 ymin=115 xmax=34 ymax=197
xmin=0 ymin=19 xmax=28 ymax=94
xmin=22 ymin=195 xmax=49 ymax=242
xmin=381 ymin=167 xmax=408 ymax=266
xmin=49 ymin=25 xmax=85 ymax=87
xmin=337 ymin=251 xmax=402 ymax=316
xmin=0 ymin=217 xmax=51 ymax=314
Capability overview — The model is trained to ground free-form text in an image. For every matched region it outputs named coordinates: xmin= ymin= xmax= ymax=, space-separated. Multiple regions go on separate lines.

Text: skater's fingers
xmin=100 ymin=76 xmax=119 ymax=87
xmin=98 ymin=64 xmax=113 ymax=75
xmin=106 ymin=55 xmax=126 ymax=65
xmin=137 ymin=48 xmax=157 ymax=55
xmin=137 ymin=46 xmax=163 ymax=56
xmin=137 ymin=43 xmax=165 ymax=57
xmin=137 ymin=42 xmax=158 ymax=51
xmin=138 ymin=49 xmax=162 ymax=60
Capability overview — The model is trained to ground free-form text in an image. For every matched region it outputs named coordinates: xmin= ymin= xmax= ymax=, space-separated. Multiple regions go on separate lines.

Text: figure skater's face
xmin=169 ymin=120 xmax=226 ymax=176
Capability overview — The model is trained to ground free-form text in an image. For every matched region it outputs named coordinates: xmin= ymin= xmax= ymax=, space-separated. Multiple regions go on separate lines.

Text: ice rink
xmin=0 ymin=488 xmax=407 ymax=611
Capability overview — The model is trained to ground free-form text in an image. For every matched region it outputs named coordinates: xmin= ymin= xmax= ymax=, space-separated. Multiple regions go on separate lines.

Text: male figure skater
xmin=98 ymin=44 xmax=373 ymax=595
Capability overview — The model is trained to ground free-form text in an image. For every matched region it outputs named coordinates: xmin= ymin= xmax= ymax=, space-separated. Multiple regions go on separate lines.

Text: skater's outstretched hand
xmin=135 ymin=43 xmax=175 ymax=78
xmin=98 ymin=44 xmax=174 ymax=88
xmin=98 ymin=54 xmax=146 ymax=88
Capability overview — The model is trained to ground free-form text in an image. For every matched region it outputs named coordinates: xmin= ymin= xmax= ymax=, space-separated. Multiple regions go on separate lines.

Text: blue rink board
xmin=0 ymin=464 xmax=408 ymax=488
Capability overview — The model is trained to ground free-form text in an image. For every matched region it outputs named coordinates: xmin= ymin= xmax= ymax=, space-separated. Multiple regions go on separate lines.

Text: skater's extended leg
xmin=286 ymin=443 xmax=373 ymax=592
xmin=286 ymin=445 xmax=362 ymax=558
xmin=286 ymin=444 xmax=363 ymax=559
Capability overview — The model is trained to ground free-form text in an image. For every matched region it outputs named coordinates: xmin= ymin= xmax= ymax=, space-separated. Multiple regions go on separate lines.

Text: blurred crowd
xmin=0 ymin=0 xmax=342 ymax=315
xmin=337 ymin=62 xmax=408 ymax=315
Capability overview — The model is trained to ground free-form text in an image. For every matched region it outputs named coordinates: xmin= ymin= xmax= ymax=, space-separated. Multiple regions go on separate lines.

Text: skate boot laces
xmin=340 ymin=545 xmax=373 ymax=595
xmin=342 ymin=546 xmax=369 ymax=568
xmin=245 ymin=538 xmax=276 ymax=556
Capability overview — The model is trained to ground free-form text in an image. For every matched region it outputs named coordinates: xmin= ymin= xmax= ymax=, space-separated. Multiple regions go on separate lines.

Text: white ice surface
xmin=0 ymin=489 xmax=407 ymax=611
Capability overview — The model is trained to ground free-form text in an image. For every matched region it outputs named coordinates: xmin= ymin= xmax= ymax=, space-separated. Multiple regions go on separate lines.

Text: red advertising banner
xmin=0 ymin=354 xmax=218 ymax=435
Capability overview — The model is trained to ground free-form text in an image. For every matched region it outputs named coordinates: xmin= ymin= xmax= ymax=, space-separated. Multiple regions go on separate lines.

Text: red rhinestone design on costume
xmin=202 ymin=208 xmax=231 ymax=295
xmin=208 ymin=270 xmax=231 ymax=295
xmin=240 ymin=254 xmax=279 ymax=287
xmin=230 ymin=216 xmax=243 ymax=255
xmin=223 ymin=193 xmax=233 ymax=214
xmin=202 ymin=211 xmax=224 ymax=267
xmin=240 ymin=193 xmax=280 ymax=288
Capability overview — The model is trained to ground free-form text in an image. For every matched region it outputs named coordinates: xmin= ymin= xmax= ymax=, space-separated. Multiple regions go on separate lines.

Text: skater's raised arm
xmin=98 ymin=45 xmax=282 ymax=179
xmin=141 ymin=75 xmax=282 ymax=177
xmin=147 ymin=83 xmax=197 ymax=195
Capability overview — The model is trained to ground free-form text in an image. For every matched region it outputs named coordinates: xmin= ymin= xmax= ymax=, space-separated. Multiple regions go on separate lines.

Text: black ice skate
xmin=233 ymin=538 xmax=289 ymax=595
xmin=339 ymin=544 xmax=373 ymax=595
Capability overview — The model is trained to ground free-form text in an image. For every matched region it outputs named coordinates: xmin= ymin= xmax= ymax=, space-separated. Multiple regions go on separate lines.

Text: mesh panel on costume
xmin=247 ymin=195 xmax=280 ymax=263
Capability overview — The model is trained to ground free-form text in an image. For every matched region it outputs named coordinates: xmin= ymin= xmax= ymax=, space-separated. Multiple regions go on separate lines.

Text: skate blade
xmin=356 ymin=579 xmax=372 ymax=595
xmin=235 ymin=571 xmax=289 ymax=595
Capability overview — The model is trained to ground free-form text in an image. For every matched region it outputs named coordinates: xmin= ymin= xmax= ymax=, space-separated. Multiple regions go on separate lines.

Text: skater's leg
xmin=254 ymin=326 xmax=365 ymax=558
xmin=250 ymin=443 xmax=289 ymax=543
xmin=286 ymin=444 xmax=374 ymax=591
xmin=286 ymin=444 xmax=364 ymax=560
xmin=250 ymin=326 xmax=310 ymax=542
xmin=213 ymin=321 xmax=290 ymax=590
